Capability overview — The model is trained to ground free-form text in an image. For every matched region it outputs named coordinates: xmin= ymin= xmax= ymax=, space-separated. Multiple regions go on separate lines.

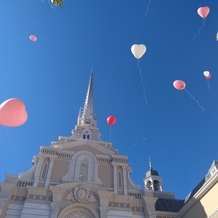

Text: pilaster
xmin=50 ymin=185 xmax=66 ymax=218
xmin=97 ymin=190 xmax=113 ymax=218
xmin=113 ymin=165 xmax=118 ymax=194
xmin=45 ymin=157 xmax=55 ymax=188
xmin=122 ymin=166 xmax=127 ymax=196
xmin=33 ymin=156 xmax=45 ymax=186
xmin=143 ymin=196 xmax=158 ymax=218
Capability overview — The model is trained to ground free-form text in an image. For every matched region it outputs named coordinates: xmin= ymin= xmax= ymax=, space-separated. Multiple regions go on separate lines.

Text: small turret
xmin=143 ymin=158 xmax=163 ymax=191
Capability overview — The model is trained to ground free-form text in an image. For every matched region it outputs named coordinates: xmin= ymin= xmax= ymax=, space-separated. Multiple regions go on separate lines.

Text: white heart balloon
xmin=131 ymin=44 xmax=146 ymax=59
xmin=203 ymin=71 xmax=210 ymax=77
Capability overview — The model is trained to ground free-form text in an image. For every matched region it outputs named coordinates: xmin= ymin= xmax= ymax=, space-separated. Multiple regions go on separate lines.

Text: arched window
xmin=118 ymin=170 xmax=123 ymax=188
xmin=154 ymin=180 xmax=159 ymax=191
xmin=40 ymin=162 xmax=48 ymax=180
xmin=78 ymin=157 xmax=89 ymax=181
xmin=81 ymin=129 xmax=92 ymax=140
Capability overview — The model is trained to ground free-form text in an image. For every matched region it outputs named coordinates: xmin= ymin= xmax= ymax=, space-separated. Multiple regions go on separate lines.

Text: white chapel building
xmin=0 ymin=73 xmax=218 ymax=218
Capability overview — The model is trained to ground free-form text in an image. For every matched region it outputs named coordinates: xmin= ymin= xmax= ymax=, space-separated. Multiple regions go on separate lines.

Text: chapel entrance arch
xmin=58 ymin=204 xmax=99 ymax=218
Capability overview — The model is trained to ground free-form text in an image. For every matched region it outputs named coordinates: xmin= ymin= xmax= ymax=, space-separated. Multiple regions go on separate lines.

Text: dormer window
xmin=81 ymin=129 xmax=92 ymax=140
xmin=85 ymin=119 xmax=90 ymax=124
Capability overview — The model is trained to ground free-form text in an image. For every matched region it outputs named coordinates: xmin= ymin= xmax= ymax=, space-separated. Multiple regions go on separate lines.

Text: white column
xmin=113 ymin=165 xmax=117 ymax=194
xmin=44 ymin=157 xmax=55 ymax=188
xmin=159 ymin=182 xmax=163 ymax=192
xmin=122 ymin=166 xmax=127 ymax=195
xmin=33 ymin=157 xmax=45 ymax=186
xmin=151 ymin=179 xmax=154 ymax=191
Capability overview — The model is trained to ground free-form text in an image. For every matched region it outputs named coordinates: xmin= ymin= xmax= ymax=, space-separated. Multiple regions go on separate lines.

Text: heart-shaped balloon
xmin=0 ymin=98 xmax=28 ymax=127
xmin=197 ymin=6 xmax=210 ymax=19
xmin=131 ymin=44 xmax=146 ymax=59
xmin=203 ymin=71 xmax=210 ymax=77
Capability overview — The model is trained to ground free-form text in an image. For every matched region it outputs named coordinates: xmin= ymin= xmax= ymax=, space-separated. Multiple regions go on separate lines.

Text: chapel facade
xmin=0 ymin=73 xmax=218 ymax=218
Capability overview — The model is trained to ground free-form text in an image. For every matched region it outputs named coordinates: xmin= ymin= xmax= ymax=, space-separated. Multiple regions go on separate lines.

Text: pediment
xmin=50 ymin=139 xmax=117 ymax=156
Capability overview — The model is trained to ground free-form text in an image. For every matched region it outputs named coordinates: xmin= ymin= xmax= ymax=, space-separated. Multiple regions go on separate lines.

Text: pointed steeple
xmin=77 ymin=71 xmax=97 ymax=127
xmin=72 ymin=72 xmax=101 ymax=141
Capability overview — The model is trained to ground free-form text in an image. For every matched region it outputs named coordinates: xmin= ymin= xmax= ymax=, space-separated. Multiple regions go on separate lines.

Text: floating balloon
xmin=173 ymin=80 xmax=204 ymax=111
xmin=203 ymin=71 xmax=210 ymax=77
xmin=0 ymin=98 xmax=28 ymax=127
xmin=203 ymin=71 xmax=211 ymax=91
xmin=131 ymin=44 xmax=146 ymax=59
xmin=206 ymin=74 xmax=211 ymax=79
xmin=197 ymin=6 xmax=210 ymax=19
xmin=193 ymin=6 xmax=210 ymax=40
xmin=216 ymin=32 xmax=218 ymax=41
xmin=131 ymin=44 xmax=147 ymax=105
xmin=29 ymin=35 xmax=37 ymax=42
xmin=173 ymin=80 xmax=186 ymax=90
xmin=203 ymin=71 xmax=211 ymax=79
xmin=107 ymin=116 xmax=116 ymax=126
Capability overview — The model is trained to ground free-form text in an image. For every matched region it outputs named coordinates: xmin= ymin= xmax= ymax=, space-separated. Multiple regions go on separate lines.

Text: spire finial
xmin=149 ymin=156 xmax=152 ymax=170
xmin=77 ymin=71 xmax=96 ymax=126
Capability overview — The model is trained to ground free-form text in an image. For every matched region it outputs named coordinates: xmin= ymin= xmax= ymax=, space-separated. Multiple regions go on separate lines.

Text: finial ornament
xmin=149 ymin=156 xmax=152 ymax=170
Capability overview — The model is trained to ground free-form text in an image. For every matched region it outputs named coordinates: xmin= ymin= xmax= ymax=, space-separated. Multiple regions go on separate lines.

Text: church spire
xmin=77 ymin=71 xmax=97 ymax=127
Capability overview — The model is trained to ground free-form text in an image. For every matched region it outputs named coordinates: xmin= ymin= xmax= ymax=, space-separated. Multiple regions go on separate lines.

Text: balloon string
xmin=137 ymin=59 xmax=148 ymax=105
xmin=184 ymin=89 xmax=204 ymax=112
xmin=110 ymin=126 xmax=112 ymax=142
xmin=135 ymin=0 xmax=151 ymax=19
xmin=0 ymin=113 xmax=13 ymax=147
xmin=192 ymin=19 xmax=205 ymax=41
xmin=206 ymin=79 xmax=210 ymax=91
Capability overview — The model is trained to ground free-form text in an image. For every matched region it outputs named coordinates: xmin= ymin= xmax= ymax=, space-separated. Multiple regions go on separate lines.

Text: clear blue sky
xmin=1 ymin=0 xmax=218 ymax=200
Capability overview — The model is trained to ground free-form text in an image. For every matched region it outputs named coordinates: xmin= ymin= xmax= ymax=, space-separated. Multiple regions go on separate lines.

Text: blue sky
xmin=1 ymin=0 xmax=218 ymax=200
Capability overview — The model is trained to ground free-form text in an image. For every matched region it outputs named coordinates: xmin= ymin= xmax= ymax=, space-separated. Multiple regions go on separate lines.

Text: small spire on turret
xmin=149 ymin=156 xmax=152 ymax=170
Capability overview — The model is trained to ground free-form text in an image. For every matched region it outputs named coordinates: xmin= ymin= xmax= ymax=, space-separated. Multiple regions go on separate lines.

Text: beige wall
xmin=200 ymin=182 xmax=218 ymax=215
xmin=98 ymin=164 xmax=113 ymax=187
xmin=51 ymin=160 xmax=68 ymax=182
xmin=182 ymin=182 xmax=218 ymax=218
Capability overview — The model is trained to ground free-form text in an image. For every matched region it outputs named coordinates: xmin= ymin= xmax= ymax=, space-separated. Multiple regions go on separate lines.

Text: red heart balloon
xmin=0 ymin=98 xmax=28 ymax=127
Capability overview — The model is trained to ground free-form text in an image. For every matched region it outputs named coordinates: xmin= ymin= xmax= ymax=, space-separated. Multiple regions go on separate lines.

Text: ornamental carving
xmin=65 ymin=186 xmax=96 ymax=204
xmin=78 ymin=157 xmax=89 ymax=181
xmin=100 ymin=200 xmax=108 ymax=217
xmin=51 ymin=202 xmax=60 ymax=214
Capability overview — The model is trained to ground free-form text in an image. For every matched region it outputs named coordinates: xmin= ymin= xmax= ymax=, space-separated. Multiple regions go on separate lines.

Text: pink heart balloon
xmin=0 ymin=98 xmax=28 ymax=127
xmin=197 ymin=6 xmax=210 ymax=19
